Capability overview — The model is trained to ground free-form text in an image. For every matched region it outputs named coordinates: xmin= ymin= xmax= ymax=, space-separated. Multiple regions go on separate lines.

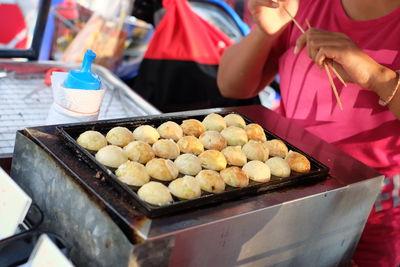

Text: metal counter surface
xmin=11 ymin=105 xmax=383 ymax=267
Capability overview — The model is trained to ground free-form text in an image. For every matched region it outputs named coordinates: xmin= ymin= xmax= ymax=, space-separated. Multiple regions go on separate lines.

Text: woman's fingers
xmin=314 ymin=46 xmax=342 ymax=67
xmin=294 ymin=28 xmax=324 ymax=54
xmin=294 ymin=27 xmax=374 ymax=87
xmin=308 ymin=38 xmax=343 ymax=62
xmin=295 ymin=29 xmax=348 ymax=64
xmin=253 ymin=0 xmax=282 ymax=8
xmin=314 ymin=47 xmax=328 ymax=67
xmin=294 ymin=32 xmax=307 ymax=54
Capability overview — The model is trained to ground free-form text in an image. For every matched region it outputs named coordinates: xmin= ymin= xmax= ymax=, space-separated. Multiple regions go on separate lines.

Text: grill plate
xmin=57 ymin=111 xmax=329 ymax=218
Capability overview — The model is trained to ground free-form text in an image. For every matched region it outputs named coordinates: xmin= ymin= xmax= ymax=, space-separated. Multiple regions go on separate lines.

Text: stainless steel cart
xmin=10 ymin=105 xmax=383 ymax=267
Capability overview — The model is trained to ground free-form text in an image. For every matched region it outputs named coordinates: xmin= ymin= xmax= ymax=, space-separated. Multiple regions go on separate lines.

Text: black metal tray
xmin=56 ymin=111 xmax=329 ymax=218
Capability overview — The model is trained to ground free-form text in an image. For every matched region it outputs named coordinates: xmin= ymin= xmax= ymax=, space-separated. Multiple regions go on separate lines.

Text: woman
xmin=217 ymin=0 xmax=400 ymax=266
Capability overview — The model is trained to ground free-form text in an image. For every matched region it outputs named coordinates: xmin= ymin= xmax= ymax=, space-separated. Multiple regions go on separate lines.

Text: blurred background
xmin=0 ymin=0 xmax=280 ymax=111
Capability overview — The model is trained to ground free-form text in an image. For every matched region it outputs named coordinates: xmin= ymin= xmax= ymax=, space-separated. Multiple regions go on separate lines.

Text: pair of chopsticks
xmin=282 ymin=6 xmax=346 ymax=110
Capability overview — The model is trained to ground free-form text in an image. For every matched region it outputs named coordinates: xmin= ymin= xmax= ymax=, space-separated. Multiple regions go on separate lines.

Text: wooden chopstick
xmin=324 ymin=63 xmax=343 ymax=110
xmin=304 ymin=19 xmax=344 ymax=110
xmin=304 ymin=19 xmax=347 ymax=88
xmin=327 ymin=62 xmax=347 ymax=87
xmin=282 ymin=6 xmax=305 ymax=34
xmin=281 ymin=6 xmax=344 ymax=110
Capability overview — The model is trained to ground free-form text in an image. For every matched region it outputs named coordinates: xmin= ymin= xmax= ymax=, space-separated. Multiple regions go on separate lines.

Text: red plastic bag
xmin=133 ymin=0 xmax=259 ymax=112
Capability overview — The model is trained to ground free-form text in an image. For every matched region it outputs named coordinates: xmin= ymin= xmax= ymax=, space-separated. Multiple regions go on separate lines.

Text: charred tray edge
xmin=56 ymin=111 xmax=330 ymax=218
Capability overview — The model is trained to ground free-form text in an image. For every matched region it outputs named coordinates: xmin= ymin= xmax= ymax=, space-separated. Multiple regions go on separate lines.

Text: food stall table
xmin=10 ymin=105 xmax=383 ymax=267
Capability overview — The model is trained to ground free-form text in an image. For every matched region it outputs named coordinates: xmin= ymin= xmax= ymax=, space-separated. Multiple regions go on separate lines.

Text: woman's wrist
xmin=368 ymin=65 xmax=399 ymax=103
xmin=378 ymin=69 xmax=400 ymax=106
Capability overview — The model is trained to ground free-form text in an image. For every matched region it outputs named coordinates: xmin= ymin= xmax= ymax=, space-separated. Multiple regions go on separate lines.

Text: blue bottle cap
xmin=64 ymin=50 xmax=101 ymax=90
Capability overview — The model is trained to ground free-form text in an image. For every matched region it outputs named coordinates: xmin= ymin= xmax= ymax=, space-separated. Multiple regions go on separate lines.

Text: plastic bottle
xmin=64 ymin=50 xmax=101 ymax=89
xmin=46 ymin=50 xmax=106 ymax=125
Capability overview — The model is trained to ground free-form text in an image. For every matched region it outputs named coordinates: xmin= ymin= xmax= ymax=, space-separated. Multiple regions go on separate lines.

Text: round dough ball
xmin=220 ymin=126 xmax=248 ymax=146
xmin=123 ymin=141 xmax=154 ymax=164
xmin=195 ymin=170 xmax=225 ymax=193
xmin=133 ymin=125 xmax=160 ymax=144
xmin=224 ymin=114 xmax=246 ymax=128
xmin=138 ymin=182 xmax=173 ymax=206
xmin=95 ymin=145 xmax=128 ymax=168
xmin=174 ymin=154 xmax=202 ymax=176
xmin=198 ymin=150 xmax=227 ymax=171
xmin=77 ymin=130 xmax=107 ymax=151
xmin=152 ymin=139 xmax=180 ymax=159
xmin=242 ymin=160 xmax=271 ymax=183
xmin=285 ymin=150 xmax=311 ymax=173
xmin=157 ymin=121 xmax=183 ymax=141
xmin=245 ymin=123 xmax=267 ymax=142
xmin=199 ymin=131 xmax=227 ymax=151
xmin=221 ymin=146 xmax=247 ymax=167
xmin=202 ymin=113 xmax=227 ymax=132
xmin=266 ymin=157 xmax=291 ymax=178
xmin=265 ymin=139 xmax=288 ymax=158
xmin=115 ymin=161 xmax=150 ymax=186
xmin=106 ymin=127 xmax=134 ymax=147
xmin=181 ymin=119 xmax=206 ymax=137
xmin=220 ymin=167 xmax=249 ymax=188
xmin=168 ymin=176 xmax=201 ymax=200
xmin=146 ymin=158 xmax=179 ymax=181
xmin=177 ymin=136 xmax=204 ymax=155
xmin=242 ymin=140 xmax=269 ymax=162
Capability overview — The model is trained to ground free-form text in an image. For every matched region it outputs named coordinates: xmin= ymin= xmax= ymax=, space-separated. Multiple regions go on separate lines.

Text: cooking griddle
xmin=56 ymin=111 xmax=329 ymax=218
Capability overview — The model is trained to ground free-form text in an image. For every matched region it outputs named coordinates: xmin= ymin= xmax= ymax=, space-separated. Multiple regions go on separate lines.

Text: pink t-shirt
xmin=272 ymin=0 xmax=400 ymax=265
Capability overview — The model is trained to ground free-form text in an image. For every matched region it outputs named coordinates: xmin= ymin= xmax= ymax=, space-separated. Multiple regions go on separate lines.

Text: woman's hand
xmin=294 ymin=28 xmax=381 ymax=88
xmin=248 ymin=0 xmax=299 ymax=35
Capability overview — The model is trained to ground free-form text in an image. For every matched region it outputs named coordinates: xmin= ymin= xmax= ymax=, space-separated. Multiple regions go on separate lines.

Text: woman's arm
xmin=295 ymin=28 xmax=400 ymax=119
xmin=217 ymin=26 xmax=281 ymax=99
xmin=217 ymin=0 xmax=299 ymax=99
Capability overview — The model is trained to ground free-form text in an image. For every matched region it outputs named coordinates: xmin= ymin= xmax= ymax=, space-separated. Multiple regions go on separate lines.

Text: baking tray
xmin=56 ymin=111 xmax=329 ymax=218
